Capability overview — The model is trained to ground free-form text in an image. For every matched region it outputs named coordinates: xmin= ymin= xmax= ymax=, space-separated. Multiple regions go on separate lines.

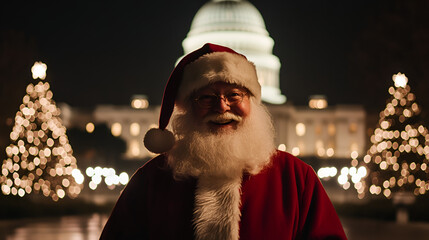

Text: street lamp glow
xmin=392 ymin=72 xmax=408 ymax=88
xmin=309 ymin=95 xmax=328 ymax=109
xmin=86 ymin=122 xmax=95 ymax=133
xmin=131 ymin=95 xmax=149 ymax=109
xmin=31 ymin=61 xmax=47 ymax=80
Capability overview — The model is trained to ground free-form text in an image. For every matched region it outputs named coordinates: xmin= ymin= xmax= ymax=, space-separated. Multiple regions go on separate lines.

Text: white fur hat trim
xmin=177 ymin=51 xmax=261 ymax=106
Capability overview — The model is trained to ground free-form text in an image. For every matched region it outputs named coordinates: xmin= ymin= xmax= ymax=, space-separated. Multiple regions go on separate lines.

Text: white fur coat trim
xmin=193 ymin=176 xmax=242 ymax=240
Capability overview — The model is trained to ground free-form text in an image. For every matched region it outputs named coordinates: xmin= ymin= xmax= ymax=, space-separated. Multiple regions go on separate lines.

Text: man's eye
xmin=227 ymin=92 xmax=243 ymax=100
xmin=198 ymin=95 xmax=217 ymax=102
xmin=229 ymin=92 xmax=241 ymax=97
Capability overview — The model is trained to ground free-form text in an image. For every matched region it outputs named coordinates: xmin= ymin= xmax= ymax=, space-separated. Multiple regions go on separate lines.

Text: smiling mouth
xmin=210 ymin=120 xmax=235 ymax=125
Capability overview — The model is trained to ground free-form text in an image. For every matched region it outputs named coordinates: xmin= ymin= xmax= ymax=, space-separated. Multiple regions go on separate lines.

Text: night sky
xmin=1 ymin=0 xmax=428 ymax=116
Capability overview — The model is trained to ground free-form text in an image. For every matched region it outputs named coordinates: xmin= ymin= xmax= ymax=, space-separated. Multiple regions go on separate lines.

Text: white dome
xmin=183 ymin=0 xmax=274 ymax=54
xmin=187 ymin=0 xmax=268 ymax=36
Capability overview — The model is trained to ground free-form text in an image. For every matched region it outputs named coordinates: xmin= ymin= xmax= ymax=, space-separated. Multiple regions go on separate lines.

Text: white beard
xmin=167 ymin=99 xmax=276 ymax=179
xmin=167 ymin=98 xmax=275 ymax=240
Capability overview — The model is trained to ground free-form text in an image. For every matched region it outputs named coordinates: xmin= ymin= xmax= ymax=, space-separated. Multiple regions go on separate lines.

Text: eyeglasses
xmin=194 ymin=91 xmax=247 ymax=108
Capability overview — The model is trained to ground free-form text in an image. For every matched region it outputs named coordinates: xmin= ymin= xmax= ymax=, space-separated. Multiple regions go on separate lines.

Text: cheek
xmin=236 ymin=100 xmax=251 ymax=118
xmin=192 ymin=106 xmax=209 ymax=120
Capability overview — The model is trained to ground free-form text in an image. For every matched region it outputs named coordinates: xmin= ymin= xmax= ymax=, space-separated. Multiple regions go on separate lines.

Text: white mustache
xmin=203 ymin=112 xmax=243 ymax=123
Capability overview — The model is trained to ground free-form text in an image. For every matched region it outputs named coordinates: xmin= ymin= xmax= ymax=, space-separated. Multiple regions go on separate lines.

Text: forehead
xmin=195 ymin=82 xmax=248 ymax=94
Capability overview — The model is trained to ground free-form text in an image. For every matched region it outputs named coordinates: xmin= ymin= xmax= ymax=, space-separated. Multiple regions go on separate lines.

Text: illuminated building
xmin=270 ymin=104 xmax=365 ymax=159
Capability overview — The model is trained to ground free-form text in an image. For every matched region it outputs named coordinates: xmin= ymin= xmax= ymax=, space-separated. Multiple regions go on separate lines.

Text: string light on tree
xmin=0 ymin=62 xmax=84 ymax=201
xmin=357 ymin=73 xmax=429 ymax=202
xmin=393 ymin=72 xmax=408 ymax=88
xmin=31 ymin=61 xmax=47 ymax=80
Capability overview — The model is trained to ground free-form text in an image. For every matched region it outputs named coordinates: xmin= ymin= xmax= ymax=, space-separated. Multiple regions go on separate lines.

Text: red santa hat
xmin=144 ymin=43 xmax=260 ymax=153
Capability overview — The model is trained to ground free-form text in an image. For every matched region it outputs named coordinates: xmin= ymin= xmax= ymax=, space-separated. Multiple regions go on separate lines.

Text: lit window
xmin=328 ymin=123 xmax=336 ymax=136
xmin=130 ymin=123 xmax=140 ymax=136
xmin=315 ymin=125 xmax=322 ymax=135
xmin=111 ymin=123 xmax=122 ymax=137
xmin=130 ymin=140 xmax=140 ymax=157
xmin=296 ymin=123 xmax=306 ymax=136
xmin=349 ymin=122 xmax=358 ymax=133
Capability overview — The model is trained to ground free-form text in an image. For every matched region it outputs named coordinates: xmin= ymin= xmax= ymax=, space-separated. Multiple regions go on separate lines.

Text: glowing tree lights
xmin=357 ymin=73 xmax=429 ymax=222
xmin=0 ymin=62 xmax=84 ymax=201
xmin=358 ymin=72 xmax=429 ymax=199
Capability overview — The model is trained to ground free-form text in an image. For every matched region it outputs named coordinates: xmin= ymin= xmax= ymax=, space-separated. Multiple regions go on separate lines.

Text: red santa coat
xmin=100 ymin=150 xmax=347 ymax=239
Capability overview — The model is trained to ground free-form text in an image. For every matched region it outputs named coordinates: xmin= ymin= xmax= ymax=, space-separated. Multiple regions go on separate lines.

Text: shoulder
xmin=135 ymin=154 xmax=169 ymax=175
xmin=127 ymin=154 xmax=172 ymax=186
xmin=266 ymin=150 xmax=320 ymax=190
xmin=270 ymin=150 xmax=315 ymax=176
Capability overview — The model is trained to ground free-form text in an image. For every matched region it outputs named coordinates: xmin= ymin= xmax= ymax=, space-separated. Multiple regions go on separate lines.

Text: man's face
xmin=191 ymin=82 xmax=251 ymax=132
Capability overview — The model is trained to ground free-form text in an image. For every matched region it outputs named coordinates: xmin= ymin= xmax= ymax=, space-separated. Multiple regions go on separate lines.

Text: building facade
xmin=62 ymin=102 xmax=366 ymax=162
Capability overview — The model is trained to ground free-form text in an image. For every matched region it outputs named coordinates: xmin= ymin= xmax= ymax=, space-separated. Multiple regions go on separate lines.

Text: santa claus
xmin=100 ymin=43 xmax=347 ymax=240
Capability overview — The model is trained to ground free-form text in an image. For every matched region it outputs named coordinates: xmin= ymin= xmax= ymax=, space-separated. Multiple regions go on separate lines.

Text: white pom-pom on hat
xmin=143 ymin=128 xmax=175 ymax=154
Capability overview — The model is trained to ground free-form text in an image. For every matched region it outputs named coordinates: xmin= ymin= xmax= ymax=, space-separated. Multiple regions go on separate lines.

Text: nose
xmin=212 ymin=96 xmax=231 ymax=113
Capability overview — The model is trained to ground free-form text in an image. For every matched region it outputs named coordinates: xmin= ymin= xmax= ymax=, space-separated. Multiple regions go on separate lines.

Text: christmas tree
xmin=357 ymin=73 xmax=429 ymax=203
xmin=0 ymin=62 xmax=84 ymax=201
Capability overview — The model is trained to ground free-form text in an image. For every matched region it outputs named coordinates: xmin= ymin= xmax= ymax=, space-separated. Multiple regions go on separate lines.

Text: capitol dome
xmin=187 ymin=0 xmax=268 ymax=38
xmin=182 ymin=0 xmax=286 ymax=104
